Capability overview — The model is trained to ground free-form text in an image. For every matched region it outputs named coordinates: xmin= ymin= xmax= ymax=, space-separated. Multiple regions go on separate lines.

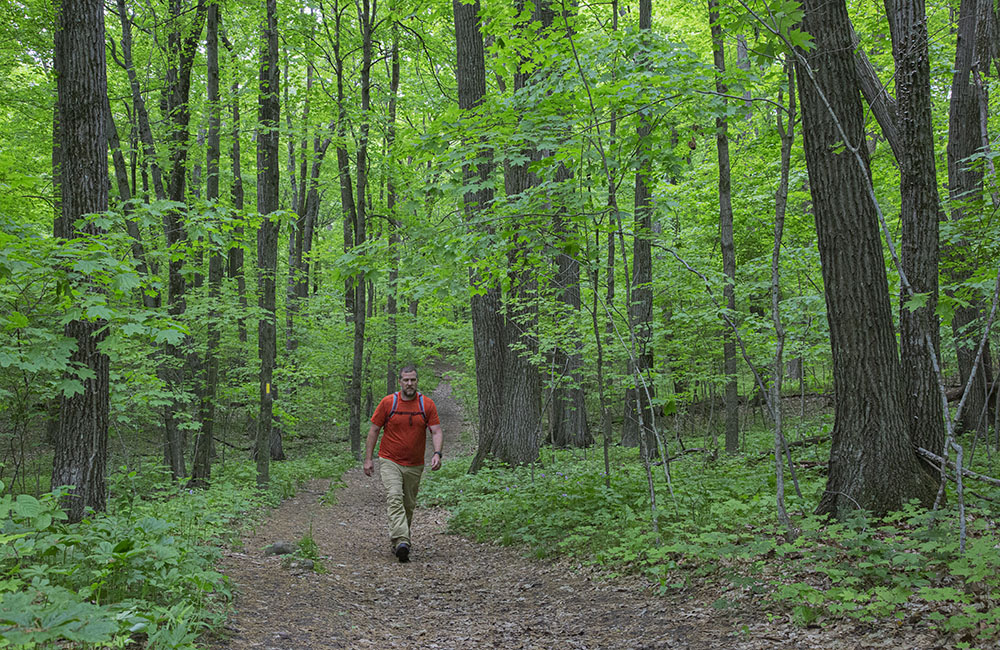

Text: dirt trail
xmin=211 ymin=374 xmax=941 ymax=650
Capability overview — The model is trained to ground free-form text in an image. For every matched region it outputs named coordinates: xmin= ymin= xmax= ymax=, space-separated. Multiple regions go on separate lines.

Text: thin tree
xmin=191 ymin=0 xmax=222 ymax=487
xmin=709 ymin=0 xmax=740 ymax=454
xmin=348 ymin=0 xmax=375 ymax=459
xmin=256 ymin=0 xmax=280 ymax=486
xmin=622 ymin=0 xmax=655 ymax=460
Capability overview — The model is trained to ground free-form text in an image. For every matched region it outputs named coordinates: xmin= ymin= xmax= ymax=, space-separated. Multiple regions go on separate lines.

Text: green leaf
xmin=13 ymin=494 xmax=42 ymax=518
xmin=5 ymin=310 xmax=28 ymax=329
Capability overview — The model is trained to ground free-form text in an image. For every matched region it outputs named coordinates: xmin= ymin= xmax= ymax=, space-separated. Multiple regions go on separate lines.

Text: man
xmin=363 ymin=365 xmax=443 ymax=562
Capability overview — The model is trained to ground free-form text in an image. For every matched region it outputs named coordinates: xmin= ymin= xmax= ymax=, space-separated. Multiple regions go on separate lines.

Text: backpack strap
xmin=386 ymin=392 xmax=400 ymax=425
xmin=385 ymin=392 xmax=428 ymax=426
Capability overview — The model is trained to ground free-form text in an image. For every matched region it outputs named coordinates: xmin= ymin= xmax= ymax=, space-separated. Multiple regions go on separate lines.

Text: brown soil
xmin=210 ymin=374 xmax=949 ymax=650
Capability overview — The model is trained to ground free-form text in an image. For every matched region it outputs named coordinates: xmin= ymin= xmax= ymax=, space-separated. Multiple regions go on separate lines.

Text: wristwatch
xmin=433 ymin=451 xmax=442 ymax=458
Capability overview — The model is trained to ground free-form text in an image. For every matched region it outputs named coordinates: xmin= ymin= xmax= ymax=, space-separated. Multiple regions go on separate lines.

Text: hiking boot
xmin=394 ymin=541 xmax=410 ymax=563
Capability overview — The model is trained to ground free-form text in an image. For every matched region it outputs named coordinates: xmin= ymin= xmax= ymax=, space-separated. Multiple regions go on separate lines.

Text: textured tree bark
xmin=946 ymin=0 xmax=994 ymax=438
xmin=452 ymin=0 xmax=510 ymax=472
xmin=51 ymin=0 xmax=110 ymax=523
xmin=885 ymin=0 xmax=945 ymax=468
xmin=256 ymin=0 xmax=280 ymax=485
xmin=192 ymin=0 xmax=222 ymax=487
xmin=709 ymin=0 xmax=740 ymax=455
xmin=795 ymin=0 xmax=935 ymax=518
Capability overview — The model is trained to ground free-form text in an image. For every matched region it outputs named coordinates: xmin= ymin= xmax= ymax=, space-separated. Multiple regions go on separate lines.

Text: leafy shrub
xmin=0 ymin=444 xmax=355 ymax=649
xmin=420 ymin=439 xmax=1000 ymax=643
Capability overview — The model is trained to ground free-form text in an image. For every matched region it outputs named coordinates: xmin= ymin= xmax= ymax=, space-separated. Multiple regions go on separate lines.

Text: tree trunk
xmin=795 ymin=0 xmax=935 ymax=518
xmin=228 ymin=77 xmax=248 ymax=344
xmin=886 ymin=0 xmax=945 ymax=465
xmin=256 ymin=0 xmax=280 ymax=486
xmin=192 ymin=0 xmax=222 ymax=487
xmin=453 ymin=0 xmax=510 ymax=473
xmin=551 ymin=162 xmax=590 ymax=448
xmin=385 ymin=26 xmax=401 ymax=396
xmin=947 ymin=0 xmax=994 ymax=437
xmin=623 ymin=0 xmax=655 ymax=459
xmin=709 ymin=0 xmax=740 ymax=454
xmin=51 ymin=0 xmax=110 ymax=523
xmin=349 ymin=0 xmax=375 ymax=460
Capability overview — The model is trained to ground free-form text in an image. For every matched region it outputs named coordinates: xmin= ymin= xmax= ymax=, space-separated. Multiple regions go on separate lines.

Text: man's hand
xmin=363 ymin=458 xmax=374 ymax=476
xmin=430 ymin=453 xmax=442 ymax=471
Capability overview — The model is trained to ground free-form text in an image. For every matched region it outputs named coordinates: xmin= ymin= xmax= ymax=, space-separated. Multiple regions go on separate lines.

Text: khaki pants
xmin=379 ymin=458 xmax=424 ymax=547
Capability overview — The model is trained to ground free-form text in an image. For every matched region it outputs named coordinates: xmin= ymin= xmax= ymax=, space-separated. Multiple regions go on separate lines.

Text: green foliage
xmin=0 ymin=444 xmax=354 ymax=648
xmin=421 ymin=431 xmax=1000 ymax=643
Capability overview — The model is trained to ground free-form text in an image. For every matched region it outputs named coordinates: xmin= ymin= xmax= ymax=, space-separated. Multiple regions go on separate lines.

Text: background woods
xmin=2 ymin=0 xmax=1000 ymax=643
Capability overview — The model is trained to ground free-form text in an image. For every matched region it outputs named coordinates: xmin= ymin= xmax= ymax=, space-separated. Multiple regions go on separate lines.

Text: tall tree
xmin=497 ymin=0 xmax=544 ymax=461
xmin=709 ymin=0 xmax=739 ymax=454
xmin=885 ymin=0 xmax=945 ymax=464
xmin=946 ymin=0 xmax=994 ymax=437
xmin=348 ymin=0 xmax=375 ymax=459
xmin=256 ymin=0 xmax=280 ymax=486
xmin=622 ymin=0 xmax=656 ymax=459
xmin=191 ymin=0 xmax=222 ymax=487
xmin=549 ymin=2 xmax=590 ymax=449
xmin=795 ymin=0 xmax=935 ymax=518
xmin=228 ymin=71 xmax=249 ymax=344
xmin=50 ymin=0 xmax=110 ymax=523
xmin=453 ymin=0 xmax=508 ymax=472
xmin=160 ymin=0 xmax=207 ymax=479
xmin=385 ymin=23 xmax=401 ymax=396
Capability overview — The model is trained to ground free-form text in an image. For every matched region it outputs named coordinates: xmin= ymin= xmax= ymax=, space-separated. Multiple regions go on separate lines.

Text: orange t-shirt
xmin=371 ymin=392 xmax=440 ymax=466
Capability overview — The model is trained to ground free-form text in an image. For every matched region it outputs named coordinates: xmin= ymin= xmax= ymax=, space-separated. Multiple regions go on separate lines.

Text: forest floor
xmin=208 ymin=372 xmax=949 ymax=650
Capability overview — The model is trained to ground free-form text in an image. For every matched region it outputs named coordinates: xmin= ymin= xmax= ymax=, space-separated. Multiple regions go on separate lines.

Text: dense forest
xmin=2 ymin=0 xmax=1000 ymax=644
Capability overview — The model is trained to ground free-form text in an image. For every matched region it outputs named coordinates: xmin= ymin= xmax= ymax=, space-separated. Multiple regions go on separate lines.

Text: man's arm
xmin=363 ymin=422 xmax=381 ymax=476
xmin=429 ymin=424 xmax=443 ymax=470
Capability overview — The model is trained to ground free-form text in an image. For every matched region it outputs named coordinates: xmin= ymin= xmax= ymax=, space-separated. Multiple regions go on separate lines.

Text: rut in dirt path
xmin=211 ymin=375 xmax=916 ymax=650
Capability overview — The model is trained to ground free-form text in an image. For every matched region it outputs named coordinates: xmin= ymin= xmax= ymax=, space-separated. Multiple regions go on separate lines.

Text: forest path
xmin=210 ymin=371 xmax=934 ymax=649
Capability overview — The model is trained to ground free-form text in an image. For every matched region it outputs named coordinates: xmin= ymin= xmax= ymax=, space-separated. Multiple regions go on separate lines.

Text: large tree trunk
xmin=795 ymin=0 xmax=934 ymax=518
xmin=946 ymin=0 xmax=994 ymax=437
xmin=51 ymin=0 xmax=110 ymax=524
xmin=453 ymin=0 xmax=509 ymax=473
xmin=886 ymin=0 xmax=945 ymax=466
xmin=256 ymin=0 xmax=280 ymax=486
xmin=709 ymin=0 xmax=740 ymax=455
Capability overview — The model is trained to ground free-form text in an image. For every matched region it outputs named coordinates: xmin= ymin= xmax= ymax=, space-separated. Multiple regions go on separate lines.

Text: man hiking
xmin=363 ymin=365 xmax=443 ymax=562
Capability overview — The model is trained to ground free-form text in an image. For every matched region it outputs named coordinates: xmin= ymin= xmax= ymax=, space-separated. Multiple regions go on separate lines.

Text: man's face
xmin=399 ymin=371 xmax=418 ymax=398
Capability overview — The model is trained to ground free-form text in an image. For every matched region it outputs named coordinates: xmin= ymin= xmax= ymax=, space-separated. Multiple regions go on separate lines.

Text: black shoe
xmin=394 ymin=542 xmax=410 ymax=563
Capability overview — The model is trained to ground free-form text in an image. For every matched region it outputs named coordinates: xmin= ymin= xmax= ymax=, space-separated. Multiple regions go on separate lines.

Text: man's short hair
xmin=398 ymin=364 xmax=418 ymax=378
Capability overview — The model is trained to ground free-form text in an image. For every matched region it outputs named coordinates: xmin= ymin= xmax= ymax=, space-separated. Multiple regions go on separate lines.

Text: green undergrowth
xmin=420 ymin=441 xmax=1000 ymax=646
xmin=0 ymin=443 xmax=354 ymax=649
